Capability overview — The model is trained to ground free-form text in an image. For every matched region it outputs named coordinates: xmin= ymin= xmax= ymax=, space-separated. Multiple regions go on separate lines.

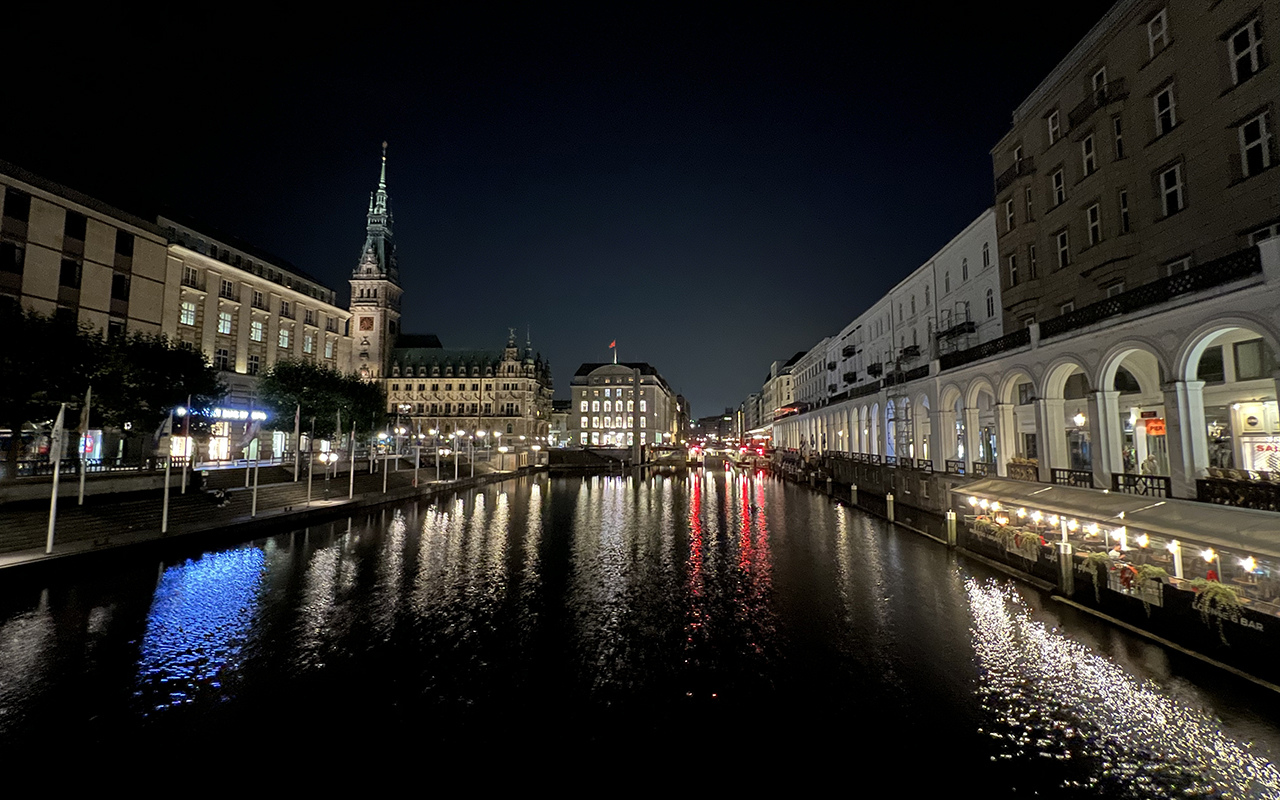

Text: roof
xmin=392 ymin=347 xmax=500 ymax=366
xmin=158 ymin=212 xmax=333 ymax=291
xmin=954 ymin=478 xmax=1280 ymax=559
xmin=0 ymin=158 xmax=164 ymax=238
xmin=572 ymin=362 xmax=672 ymax=394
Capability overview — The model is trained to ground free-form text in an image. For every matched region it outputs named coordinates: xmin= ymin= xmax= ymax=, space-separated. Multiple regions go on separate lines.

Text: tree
xmin=93 ymin=332 xmax=226 ymax=437
xmin=0 ymin=309 xmax=97 ymax=475
xmin=258 ymin=360 xmax=385 ymax=439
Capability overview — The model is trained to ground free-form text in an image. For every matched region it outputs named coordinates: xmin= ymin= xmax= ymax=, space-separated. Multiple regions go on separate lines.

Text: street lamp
xmin=318 ymin=450 xmax=337 ymax=497
xmin=476 ymin=430 xmax=488 ymax=465
xmin=429 ymin=428 xmax=440 ymax=480
xmin=498 ymin=445 xmax=509 ymax=471
xmin=451 ymin=430 xmax=463 ymax=480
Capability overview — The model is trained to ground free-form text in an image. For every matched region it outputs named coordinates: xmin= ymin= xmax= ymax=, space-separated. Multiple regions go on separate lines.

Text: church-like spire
xmin=353 ymin=141 xmax=398 ymax=283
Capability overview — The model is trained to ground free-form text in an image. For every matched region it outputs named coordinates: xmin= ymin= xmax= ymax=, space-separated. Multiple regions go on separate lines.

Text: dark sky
xmin=5 ymin=4 xmax=1115 ymax=417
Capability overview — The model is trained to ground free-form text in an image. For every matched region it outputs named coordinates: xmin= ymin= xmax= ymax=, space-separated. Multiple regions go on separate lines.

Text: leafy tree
xmin=258 ymin=360 xmax=385 ymax=439
xmin=0 ymin=309 xmax=97 ymax=474
xmin=93 ymin=332 xmax=226 ymax=436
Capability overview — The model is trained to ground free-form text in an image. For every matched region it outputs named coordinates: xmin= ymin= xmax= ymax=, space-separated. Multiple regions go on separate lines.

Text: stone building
xmin=992 ymin=0 xmax=1280 ymax=329
xmin=568 ymin=362 xmax=678 ymax=448
xmin=349 ymin=143 xmax=402 ymax=381
xmin=385 ymin=331 xmax=554 ymax=442
xmin=0 ymin=160 xmax=169 ymax=337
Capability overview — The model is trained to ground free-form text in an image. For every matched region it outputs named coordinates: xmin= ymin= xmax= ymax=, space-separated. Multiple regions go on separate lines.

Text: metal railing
xmin=1006 ymin=462 xmax=1041 ymax=483
xmin=12 ymin=456 xmax=192 ymax=478
xmin=884 ymin=455 xmax=899 ymax=467
xmin=1196 ymin=477 xmax=1280 ymax=512
xmin=972 ymin=461 xmax=994 ymax=477
xmin=1040 ymin=247 xmax=1262 ymax=341
xmin=939 ymin=327 xmax=1031 ymax=371
xmin=915 ymin=459 xmax=933 ymax=473
xmin=1051 ymin=468 xmax=1095 ymax=488
xmin=1111 ymin=472 xmax=1172 ymax=498
xmin=1068 ymin=78 xmax=1127 ymax=129
xmin=945 ymin=459 xmax=965 ymax=475
xmin=994 ymin=156 xmax=1036 ymax=194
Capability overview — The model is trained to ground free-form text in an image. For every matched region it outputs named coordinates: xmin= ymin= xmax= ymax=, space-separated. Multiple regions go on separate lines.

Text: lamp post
xmin=531 ymin=443 xmax=541 ymax=467
xmin=378 ymin=431 xmax=389 ymax=493
xmin=477 ymin=430 xmax=488 ymax=466
xmin=318 ymin=450 xmax=337 ymax=498
xmin=429 ymin=428 xmax=440 ymax=480
xmin=498 ymin=445 xmax=509 ymax=471
xmin=468 ymin=433 xmax=475 ymax=478
xmin=452 ymin=430 xmax=462 ymax=480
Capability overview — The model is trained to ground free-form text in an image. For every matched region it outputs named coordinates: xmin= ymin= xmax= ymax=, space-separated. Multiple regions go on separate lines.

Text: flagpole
xmin=161 ymin=409 xmax=174 ymax=534
xmin=251 ymin=435 xmax=261 ymax=517
xmin=414 ymin=422 xmax=421 ymax=488
xmin=182 ymin=394 xmax=192 ymax=494
xmin=78 ymin=387 xmax=91 ymax=506
xmin=348 ymin=421 xmax=357 ymax=499
xmin=306 ymin=417 xmax=315 ymax=507
xmin=245 ymin=400 xmax=254 ymax=489
xmin=292 ymin=403 xmax=301 ymax=482
xmin=46 ymin=403 xmax=67 ymax=554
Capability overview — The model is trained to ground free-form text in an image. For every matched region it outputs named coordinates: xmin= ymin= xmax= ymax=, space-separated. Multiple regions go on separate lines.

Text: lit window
xmin=580 ymin=432 xmax=588 ymax=444
xmin=304 ymin=333 xmax=313 ymax=354
xmin=279 ymin=328 xmax=290 ymax=348
xmin=325 ymin=339 xmax=334 ymax=359
xmin=639 ymin=400 xmax=647 ymax=412
xmin=1228 ymin=19 xmax=1262 ymax=85
xmin=180 ymin=301 xmax=196 ymax=326
xmin=640 ymin=417 xmax=646 ymax=428
xmin=580 ymin=416 xmax=588 ymax=428
xmin=1160 ymin=165 xmax=1184 ymax=216
xmin=1239 ymin=113 xmax=1271 ymax=178
xmin=250 ymin=320 xmax=264 ymax=342
xmin=592 ymin=400 xmax=599 ymax=412
xmin=217 ymin=311 xmax=232 ymax=335
xmin=580 ymin=400 xmax=588 ymax=412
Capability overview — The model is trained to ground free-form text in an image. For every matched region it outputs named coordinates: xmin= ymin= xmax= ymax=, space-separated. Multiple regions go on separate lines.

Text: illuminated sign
xmin=209 ymin=408 xmax=268 ymax=421
xmin=1143 ymin=419 xmax=1166 ymax=436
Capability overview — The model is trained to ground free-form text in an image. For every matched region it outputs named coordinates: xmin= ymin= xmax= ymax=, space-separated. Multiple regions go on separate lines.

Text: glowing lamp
xmin=1137 ymin=533 xmax=1149 ymax=548
xmin=1201 ymin=548 xmax=1216 ymax=563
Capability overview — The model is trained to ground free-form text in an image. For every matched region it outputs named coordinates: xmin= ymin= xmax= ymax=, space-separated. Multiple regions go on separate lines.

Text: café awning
xmin=952 ymin=478 xmax=1280 ymax=559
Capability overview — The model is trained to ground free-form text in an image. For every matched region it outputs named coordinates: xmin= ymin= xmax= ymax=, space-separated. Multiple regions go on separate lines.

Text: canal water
xmin=1 ymin=471 xmax=1278 ymax=795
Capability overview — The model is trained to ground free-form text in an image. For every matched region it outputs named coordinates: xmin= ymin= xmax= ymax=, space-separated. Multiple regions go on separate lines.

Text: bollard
xmin=851 ymin=483 xmax=858 ymax=505
xmin=886 ymin=493 xmax=894 ymax=522
xmin=1058 ymin=541 xmax=1075 ymax=595
xmin=946 ymin=510 xmax=957 ymax=547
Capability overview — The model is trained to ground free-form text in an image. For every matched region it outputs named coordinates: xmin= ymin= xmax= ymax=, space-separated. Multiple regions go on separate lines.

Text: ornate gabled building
xmin=349 ymin=142 xmax=402 ymax=380
xmin=386 ymin=330 xmax=553 ymax=439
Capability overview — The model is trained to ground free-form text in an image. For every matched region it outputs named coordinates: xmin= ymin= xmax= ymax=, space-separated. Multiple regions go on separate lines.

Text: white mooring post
xmin=946 ymin=510 xmax=957 ymax=546
xmin=851 ymin=483 xmax=858 ymax=505
xmin=886 ymin=493 xmax=895 ymax=522
xmin=1058 ymin=541 xmax=1075 ymax=595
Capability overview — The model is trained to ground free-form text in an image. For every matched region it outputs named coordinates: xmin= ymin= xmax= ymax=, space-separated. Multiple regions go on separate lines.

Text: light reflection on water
xmin=136 ymin=548 xmax=265 ymax=710
xmin=967 ymin=577 xmax=1280 ymax=798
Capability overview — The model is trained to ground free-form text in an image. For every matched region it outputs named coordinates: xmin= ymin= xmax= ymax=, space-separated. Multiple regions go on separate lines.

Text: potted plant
xmin=1189 ymin=578 xmax=1243 ymax=644
xmin=1081 ymin=551 xmax=1113 ymax=602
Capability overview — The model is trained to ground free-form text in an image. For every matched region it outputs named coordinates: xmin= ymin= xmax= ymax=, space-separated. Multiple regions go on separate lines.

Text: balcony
xmin=994 ymin=156 xmax=1035 ymax=194
xmin=935 ymin=319 xmax=975 ymax=341
xmin=866 ymin=362 xmax=883 ymax=377
xmin=939 ymin=327 xmax=1032 ymax=371
xmin=841 ymin=345 xmax=856 ymax=358
xmin=1068 ymin=77 xmax=1127 ymax=130
xmin=1039 ymin=247 xmax=1262 ymax=341
xmin=826 ymin=362 xmax=837 ymax=370
xmin=842 ymin=371 xmax=856 ymax=384
xmin=899 ymin=344 xmax=921 ymax=359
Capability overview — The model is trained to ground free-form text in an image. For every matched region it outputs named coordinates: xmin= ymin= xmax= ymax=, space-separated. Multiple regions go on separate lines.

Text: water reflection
xmin=136 ymin=548 xmax=265 ymax=710
xmin=967 ymin=577 xmax=1280 ymax=797
xmin=0 ymin=591 xmax=54 ymax=733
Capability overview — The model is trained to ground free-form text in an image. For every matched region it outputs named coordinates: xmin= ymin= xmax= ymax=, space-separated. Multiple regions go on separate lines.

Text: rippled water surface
xmin=1 ymin=472 xmax=1277 ymax=793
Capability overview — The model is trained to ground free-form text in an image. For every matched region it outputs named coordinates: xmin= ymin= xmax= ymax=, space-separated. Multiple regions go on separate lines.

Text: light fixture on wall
xmin=1073 ymin=412 xmax=1087 ymax=427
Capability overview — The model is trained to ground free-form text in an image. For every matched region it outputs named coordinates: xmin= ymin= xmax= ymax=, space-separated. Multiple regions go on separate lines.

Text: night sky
xmin=5 ymin=4 xmax=1115 ymax=416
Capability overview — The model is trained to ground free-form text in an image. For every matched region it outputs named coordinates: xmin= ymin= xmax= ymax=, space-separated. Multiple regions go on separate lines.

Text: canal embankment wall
xmin=772 ymin=453 xmax=1280 ymax=691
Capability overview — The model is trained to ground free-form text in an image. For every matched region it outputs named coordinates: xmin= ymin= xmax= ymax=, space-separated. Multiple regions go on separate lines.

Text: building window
xmin=1087 ymin=204 xmax=1102 ymax=245
xmin=216 ymin=311 xmax=232 ymax=334
xmin=280 ymin=300 xmax=291 ymax=318
xmin=114 ymin=230 xmax=134 ymax=257
xmin=1228 ymin=19 xmax=1262 ymax=85
xmin=218 ymin=278 xmax=233 ymax=299
xmin=1119 ymin=190 xmax=1130 ymax=233
xmin=1113 ymin=116 xmax=1124 ymax=159
xmin=1148 ymin=9 xmax=1168 ymax=58
xmin=2 ymin=188 xmax=31 ymax=223
xmin=580 ymin=400 xmax=588 ymax=412
xmin=1056 ymin=230 xmax=1070 ymax=269
xmin=305 ymin=309 xmax=316 ymax=326
xmin=640 ymin=417 xmax=646 ymax=428
xmin=1162 ymin=257 xmax=1191 ymax=276
xmin=580 ymin=416 xmax=588 ymax=429
xmin=279 ymin=328 xmax=290 ymax=348
xmin=944 ymin=271 xmax=950 ymax=293
xmin=59 ymin=258 xmax=82 ymax=288
xmin=1106 ymin=282 xmax=1126 ymax=297
xmin=180 ymin=300 xmax=196 ymax=326
xmin=923 ymin=286 xmax=930 ymax=306
xmin=1250 ymin=224 xmax=1280 ymax=245
xmin=591 ymin=416 xmax=600 ymax=428
xmin=1160 ymin=164 xmax=1184 ymax=216
xmin=325 ymin=339 xmax=334 ymax=359
xmin=182 ymin=265 xmax=199 ymax=287
xmin=215 ymin=348 xmax=230 ymax=371
xmin=592 ymin=400 xmax=599 ymax=412
xmin=1235 ymin=339 xmax=1278 ymax=380
xmin=982 ymin=242 xmax=990 ymax=269
xmin=640 ymin=399 xmax=647 ymax=412
xmin=1081 ymin=135 xmax=1096 ymax=175
xmin=247 ymin=354 xmax=261 ymax=375
xmin=1154 ymin=86 xmax=1176 ymax=136
xmin=986 ymin=289 xmax=995 ymax=318
xmin=962 ymin=258 xmax=969 ymax=281
xmin=1239 ymin=113 xmax=1272 ymax=178
xmin=1025 ymin=186 xmax=1033 ymax=221
xmin=304 ymin=333 xmax=314 ymax=354
xmin=1052 ymin=170 xmax=1065 ymax=205
xmin=0 ymin=241 xmax=25 ymax=274
xmin=1060 ymin=302 xmax=1075 ymax=315
xmin=1047 ymin=110 xmax=1061 ymax=145
xmin=111 ymin=272 xmax=130 ymax=301
xmin=1005 ymin=199 xmax=1015 ymax=231
xmin=1008 ymin=254 xmax=1019 ymax=287
xmin=1028 ymin=244 xmax=1038 ymax=279
xmin=252 ymin=290 xmax=264 ymax=309
xmin=249 ymin=320 xmax=263 ymax=341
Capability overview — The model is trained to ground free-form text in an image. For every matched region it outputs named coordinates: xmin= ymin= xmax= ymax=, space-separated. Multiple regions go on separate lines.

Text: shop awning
xmin=952 ymin=478 xmax=1280 ymax=559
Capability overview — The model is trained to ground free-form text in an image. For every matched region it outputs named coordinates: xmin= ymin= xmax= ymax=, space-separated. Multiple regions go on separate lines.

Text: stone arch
xmin=870 ymin=402 xmax=880 ymax=456
xmin=1097 ymin=339 xmax=1169 ymax=395
xmin=1175 ymin=315 xmax=1280 ymax=383
xmin=997 ymin=366 xmax=1037 ymax=405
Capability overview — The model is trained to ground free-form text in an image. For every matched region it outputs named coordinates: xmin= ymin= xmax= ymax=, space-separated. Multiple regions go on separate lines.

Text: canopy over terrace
xmin=952 ymin=478 xmax=1280 ymax=560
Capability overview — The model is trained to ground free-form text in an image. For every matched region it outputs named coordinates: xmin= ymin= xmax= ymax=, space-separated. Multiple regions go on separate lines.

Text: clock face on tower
xmin=360 ymin=317 xmax=374 ymax=331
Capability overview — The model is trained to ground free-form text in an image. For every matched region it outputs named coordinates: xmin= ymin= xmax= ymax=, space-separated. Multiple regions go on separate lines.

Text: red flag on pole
xmin=609 ymin=340 xmax=615 ymax=348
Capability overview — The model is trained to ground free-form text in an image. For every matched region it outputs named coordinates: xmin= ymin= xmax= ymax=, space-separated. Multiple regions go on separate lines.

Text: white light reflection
xmin=966 ymin=578 xmax=1279 ymax=796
